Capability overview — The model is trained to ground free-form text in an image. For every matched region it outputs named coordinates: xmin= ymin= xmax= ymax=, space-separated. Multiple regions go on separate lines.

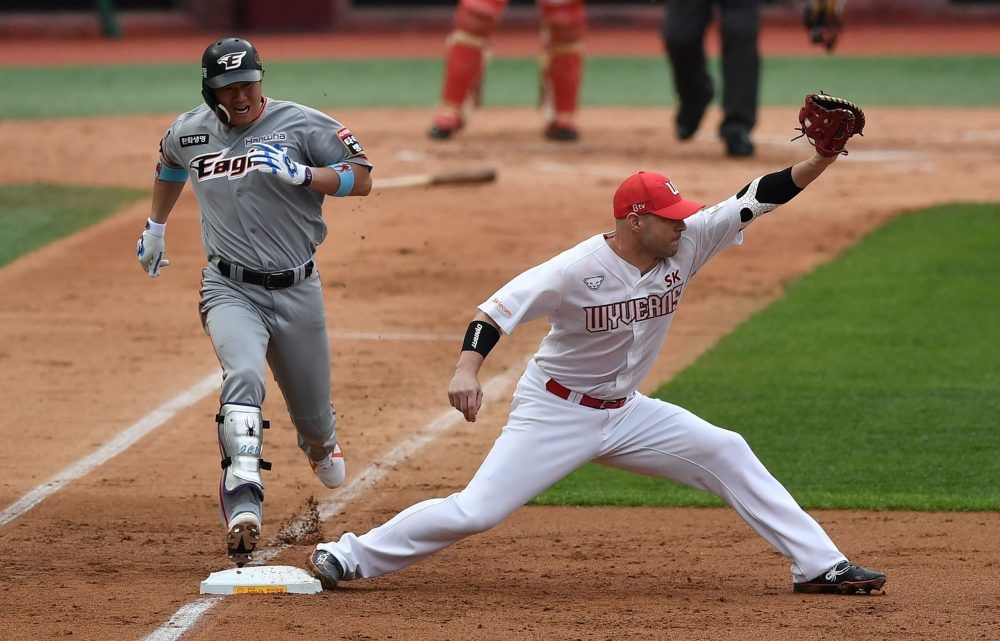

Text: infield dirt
xmin=2 ymin=24 xmax=1000 ymax=641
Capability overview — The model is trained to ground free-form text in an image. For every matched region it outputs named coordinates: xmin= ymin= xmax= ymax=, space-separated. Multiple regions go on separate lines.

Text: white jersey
xmin=479 ymin=195 xmax=746 ymax=399
xmin=322 ymin=170 xmax=857 ymax=589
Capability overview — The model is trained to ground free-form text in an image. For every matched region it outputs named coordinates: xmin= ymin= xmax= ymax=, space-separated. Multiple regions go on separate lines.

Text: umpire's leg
xmin=662 ymin=0 xmax=715 ymax=138
xmin=718 ymin=0 xmax=761 ymax=138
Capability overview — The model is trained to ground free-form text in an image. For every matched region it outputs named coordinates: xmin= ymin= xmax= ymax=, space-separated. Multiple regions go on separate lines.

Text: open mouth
xmin=234 ymin=105 xmax=251 ymax=115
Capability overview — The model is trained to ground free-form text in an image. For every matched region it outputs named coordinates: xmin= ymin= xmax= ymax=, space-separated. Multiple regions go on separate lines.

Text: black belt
xmin=217 ymin=259 xmax=313 ymax=290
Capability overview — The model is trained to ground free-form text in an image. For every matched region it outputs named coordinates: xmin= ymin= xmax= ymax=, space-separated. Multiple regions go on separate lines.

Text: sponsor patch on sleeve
xmin=336 ymin=127 xmax=365 ymax=156
xmin=180 ymin=134 xmax=210 ymax=148
xmin=491 ymin=297 xmax=513 ymax=318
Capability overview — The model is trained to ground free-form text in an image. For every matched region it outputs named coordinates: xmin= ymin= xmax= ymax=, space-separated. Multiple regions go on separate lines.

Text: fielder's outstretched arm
xmin=791 ymin=152 xmax=838 ymax=188
xmin=448 ymin=311 xmax=502 ymax=423
xmin=732 ymin=152 xmax=838 ymax=229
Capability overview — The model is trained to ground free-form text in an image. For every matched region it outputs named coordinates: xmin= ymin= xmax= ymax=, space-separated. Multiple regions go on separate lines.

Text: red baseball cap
xmin=613 ymin=171 xmax=703 ymax=220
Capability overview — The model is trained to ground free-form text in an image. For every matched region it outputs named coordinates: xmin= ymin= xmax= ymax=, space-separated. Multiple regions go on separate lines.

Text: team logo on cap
xmin=583 ymin=276 xmax=605 ymax=291
xmin=217 ymin=51 xmax=247 ymax=70
xmin=664 ymin=180 xmax=679 ymax=195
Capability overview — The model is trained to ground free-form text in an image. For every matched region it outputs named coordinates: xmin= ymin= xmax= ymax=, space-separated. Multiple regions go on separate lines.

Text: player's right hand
xmin=448 ymin=368 xmax=484 ymax=423
xmin=136 ymin=228 xmax=170 ymax=277
xmin=248 ymin=142 xmax=310 ymax=186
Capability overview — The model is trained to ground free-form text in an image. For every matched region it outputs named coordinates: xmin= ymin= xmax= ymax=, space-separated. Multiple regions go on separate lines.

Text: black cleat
xmin=545 ymin=121 xmax=580 ymax=141
xmin=724 ymin=131 xmax=755 ymax=157
xmin=226 ymin=512 xmax=261 ymax=567
xmin=428 ymin=111 xmax=463 ymax=140
xmin=428 ymin=124 xmax=456 ymax=140
xmin=794 ymin=561 xmax=887 ymax=594
xmin=307 ymin=546 xmax=345 ymax=590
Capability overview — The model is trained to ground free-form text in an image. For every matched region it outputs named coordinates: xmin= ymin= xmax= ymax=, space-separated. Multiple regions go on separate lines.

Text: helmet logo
xmin=217 ymin=51 xmax=247 ymax=70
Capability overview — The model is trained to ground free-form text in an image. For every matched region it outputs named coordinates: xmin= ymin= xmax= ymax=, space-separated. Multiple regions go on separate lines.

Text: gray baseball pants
xmin=199 ymin=265 xmax=338 ymax=526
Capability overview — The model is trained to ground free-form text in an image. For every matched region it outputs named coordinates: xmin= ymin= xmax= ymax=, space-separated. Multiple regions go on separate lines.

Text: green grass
xmin=1 ymin=55 xmax=997 ymax=119
xmin=533 ymin=204 xmax=1000 ymax=511
xmin=0 ymin=183 xmax=147 ymax=267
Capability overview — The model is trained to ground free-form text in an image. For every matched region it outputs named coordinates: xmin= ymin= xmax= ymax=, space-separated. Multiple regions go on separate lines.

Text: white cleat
xmin=226 ymin=512 xmax=261 ymax=567
xmin=309 ymin=444 xmax=345 ymax=489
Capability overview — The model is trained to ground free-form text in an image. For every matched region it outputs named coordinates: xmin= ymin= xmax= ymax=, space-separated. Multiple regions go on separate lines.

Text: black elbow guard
xmin=734 ymin=167 xmax=803 ymax=225
xmin=753 ymin=167 xmax=802 ymax=205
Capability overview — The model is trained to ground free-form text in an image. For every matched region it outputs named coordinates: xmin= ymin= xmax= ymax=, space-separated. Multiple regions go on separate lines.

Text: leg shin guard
xmin=440 ymin=33 xmax=488 ymax=114
xmin=541 ymin=45 xmax=583 ymax=121
xmin=540 ymin=0 xmax=586 ymax=130
xmin=217 ymin=403 xmax=271 ymax=499
xmin=438 ymin=0 xmax=505 ymax=113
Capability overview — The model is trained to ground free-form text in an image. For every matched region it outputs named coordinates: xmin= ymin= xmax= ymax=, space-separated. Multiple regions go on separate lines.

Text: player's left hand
xmin=248 ymin=142 xmax=312 ymax=186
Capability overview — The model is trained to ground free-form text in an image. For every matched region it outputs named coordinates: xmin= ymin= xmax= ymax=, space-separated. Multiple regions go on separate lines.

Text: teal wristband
xmin=331 ymin=164 xmax=355 ymax=197
xmin=156 ymin=161 xmax=188 ymax=183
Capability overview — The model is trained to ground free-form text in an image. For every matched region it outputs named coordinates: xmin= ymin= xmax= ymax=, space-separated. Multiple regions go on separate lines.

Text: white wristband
xmin=146 ymin=218 xmax=166 ymax=237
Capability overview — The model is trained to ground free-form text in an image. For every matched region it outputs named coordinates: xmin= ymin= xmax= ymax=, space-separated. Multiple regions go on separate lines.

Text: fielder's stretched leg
xmin=316 ymin=361 xmax=604 ymax=580
xmin=592 ymin=393 xmax=846 ymax=583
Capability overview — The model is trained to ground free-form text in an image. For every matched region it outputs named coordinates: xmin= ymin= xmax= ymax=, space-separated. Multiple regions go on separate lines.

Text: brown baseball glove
xmin=793 ymin=92 xmax=865 ymax=157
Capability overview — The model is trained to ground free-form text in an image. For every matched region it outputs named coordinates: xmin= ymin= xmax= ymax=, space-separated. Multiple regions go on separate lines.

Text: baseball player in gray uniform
xmin=308 ymin=131 xmax=886 ymax=594
xmin=136 ymin=37 xmax=373 ymax=566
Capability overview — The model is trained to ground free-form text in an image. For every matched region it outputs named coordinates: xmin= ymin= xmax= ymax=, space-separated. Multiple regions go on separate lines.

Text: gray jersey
xmin=160 ymin=98 xmax=373 ymax=271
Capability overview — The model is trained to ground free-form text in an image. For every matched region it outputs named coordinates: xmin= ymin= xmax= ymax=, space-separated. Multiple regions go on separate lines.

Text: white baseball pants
xmin=322 ymin=359 xmax=845 ymax=583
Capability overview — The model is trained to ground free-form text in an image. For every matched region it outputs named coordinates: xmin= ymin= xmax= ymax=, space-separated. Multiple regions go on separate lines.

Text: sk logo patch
xmin=584 ymin=276 xmax=605 ymax=291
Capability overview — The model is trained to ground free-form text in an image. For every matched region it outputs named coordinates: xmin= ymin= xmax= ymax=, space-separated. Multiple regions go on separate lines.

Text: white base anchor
xmin=199 ymin=565 xmax=321 ymax=595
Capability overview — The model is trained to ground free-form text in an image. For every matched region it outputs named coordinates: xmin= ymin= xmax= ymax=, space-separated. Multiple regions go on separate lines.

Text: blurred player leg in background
xmin=717 ymin=0 xmax=760 ymax=157
xmin=662 ymin=0 xmax=760 ymax=157
xmin=430 ymin=0 xmax=587 ymax=141
xmin=539 ymin=0 xmax=586 ymax=141
xmin=429 ymin=0 xmax=506 ymax=139
xmin=663 ymin=0 xmax=714 ymax=142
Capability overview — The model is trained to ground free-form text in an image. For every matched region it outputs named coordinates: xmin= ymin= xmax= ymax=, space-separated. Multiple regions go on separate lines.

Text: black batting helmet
xmin=201 ymin=37 xmax=264 ymax=125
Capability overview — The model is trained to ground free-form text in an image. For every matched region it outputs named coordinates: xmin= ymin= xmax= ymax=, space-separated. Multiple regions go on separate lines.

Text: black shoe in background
xmin=724 ymin=131 xmax=755 ymax=157
xmin=545 ymin=122 xmax=580 ymax=142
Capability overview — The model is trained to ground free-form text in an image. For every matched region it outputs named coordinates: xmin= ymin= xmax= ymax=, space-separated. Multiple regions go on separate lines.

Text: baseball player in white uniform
xmin=136 ymin=37 xmax=373 ymax=565
xmin=307 ymin=135 xmax=887 ymax=595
